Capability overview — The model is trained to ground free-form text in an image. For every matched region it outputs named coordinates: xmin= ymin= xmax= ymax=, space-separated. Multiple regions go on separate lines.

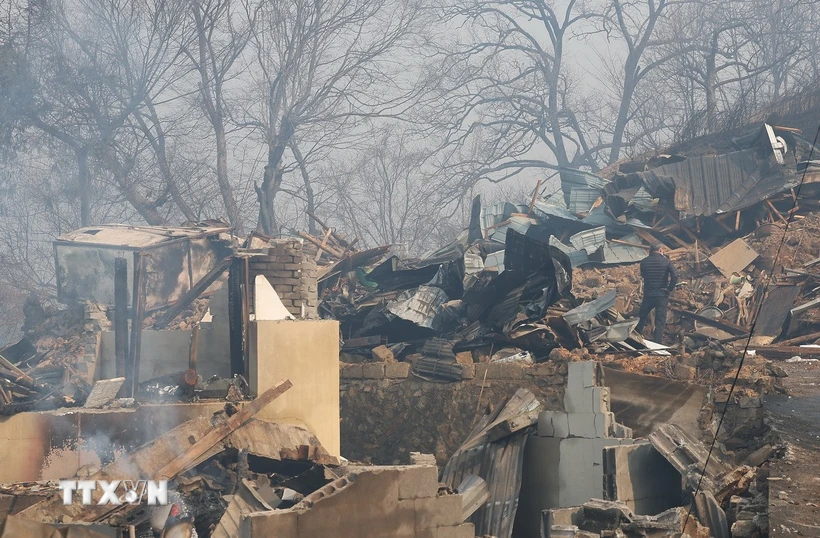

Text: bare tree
xmin=434 ymin=0 xmax=600 ymax=181
xmin=239 ymin=0 xmax=426 ymax=235
xmin=328 ymin=125 xmax=470 ymax=254
xmin=184 ymin=0 xmax=252 ymax=230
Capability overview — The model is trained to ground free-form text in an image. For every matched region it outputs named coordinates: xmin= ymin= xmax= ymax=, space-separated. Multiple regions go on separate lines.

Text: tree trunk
xmin=214 ymin=116 xmax=241 ymax=232
xmin=291 ymin=141 xmax=317 ymax=234
xmin=547 ymin=42 xmax=570 ymax=167
xmin=256 ymin=118 xmax=295 ymax=235
xmin=705 ymin=34 xmax=718 ymax=134
xmin=76 ymin=147 xmax=90 ymax=226
xmin=609 ymin=57 xmax=638 ymax=165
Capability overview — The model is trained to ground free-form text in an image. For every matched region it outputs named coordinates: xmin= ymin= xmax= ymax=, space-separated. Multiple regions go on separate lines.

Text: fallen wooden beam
xmin=153 ymin=257 xmax=232 ymax=329
xmin=299 ymin=231 xmax=345 ymax=258
xmin=778 ymin=330 xmax=820 ymax=346
xmin=155 ymin=378 xmax=293 ymax=480
xmin=0 ymin=353 xmax=34 ymax=384
xmin=610 ymin=238 xmax=649 ymax=250
xmin=750 ymin=345 xmax=820 ymax=358
xmin=670 ymin=307 xmax=748 ymax=335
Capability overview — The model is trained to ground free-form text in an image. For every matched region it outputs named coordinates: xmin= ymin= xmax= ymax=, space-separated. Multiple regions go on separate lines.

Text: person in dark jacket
xmin=635 ymin=242 xmax=678 ymax=343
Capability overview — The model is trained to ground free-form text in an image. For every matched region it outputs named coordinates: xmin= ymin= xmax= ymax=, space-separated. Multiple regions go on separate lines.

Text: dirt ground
xmin=764 ymin=359 xmax=820 ymax=536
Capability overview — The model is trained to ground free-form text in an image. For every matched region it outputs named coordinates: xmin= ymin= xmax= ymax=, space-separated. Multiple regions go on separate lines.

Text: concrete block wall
xmin=514 ymin=361 xmax=637 ymax=537
xmin=239 ymin=465 xmax=474 ymax=538
xmin=248 ymin=239 xmax=318 ymax=318
xmin=602 ymin=442 xmax=682 ymax=515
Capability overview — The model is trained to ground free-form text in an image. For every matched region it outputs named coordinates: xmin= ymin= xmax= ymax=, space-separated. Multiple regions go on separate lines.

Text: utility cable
xmin=683 ymin=121 xmax=820 ymax=529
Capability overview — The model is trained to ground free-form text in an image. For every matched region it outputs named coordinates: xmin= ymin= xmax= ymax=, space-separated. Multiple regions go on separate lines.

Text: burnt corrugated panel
xmin=441 ymin=389 xmax=541 ymax=538
xmin=632 ymin=149 xmax=798 ymax=217
xmin=560 ymin=168 xmax=609 ymax=214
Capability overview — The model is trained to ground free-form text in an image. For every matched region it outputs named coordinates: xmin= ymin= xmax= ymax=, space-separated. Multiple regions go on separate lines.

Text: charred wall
xmin=339 ymin=361 xmax=567 ymax=465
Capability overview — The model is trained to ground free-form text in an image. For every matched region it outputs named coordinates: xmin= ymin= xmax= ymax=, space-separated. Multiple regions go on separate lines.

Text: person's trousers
xmin=635 ymin=295 xmax=669 ymax=343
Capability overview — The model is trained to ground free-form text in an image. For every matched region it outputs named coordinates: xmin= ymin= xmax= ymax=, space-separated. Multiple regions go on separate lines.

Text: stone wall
xmin=248 ymin=239 xmax=318 ymax=318
xmin=240 ymin=465 xmax=473 ymax=538
xmin=340 ymin=361 xmax=567 ymax=465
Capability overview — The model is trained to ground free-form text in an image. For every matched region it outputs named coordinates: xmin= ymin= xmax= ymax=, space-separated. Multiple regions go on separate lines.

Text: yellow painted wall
xmin=0 ymin=403 xmax=225 ymax=483
xmin=0 ymin=412 xmax=51 ymax=482
xmin=249 ymin=320 xmax=340 ymax=456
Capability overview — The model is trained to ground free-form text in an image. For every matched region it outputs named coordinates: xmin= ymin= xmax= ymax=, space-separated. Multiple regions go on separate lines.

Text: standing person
xmin=635 ymin=242 xmax=678 ymax=343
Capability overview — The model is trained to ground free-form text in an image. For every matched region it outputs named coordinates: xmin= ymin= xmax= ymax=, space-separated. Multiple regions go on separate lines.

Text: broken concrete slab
xmin=82 ymin=377 xmax=125 ymax=408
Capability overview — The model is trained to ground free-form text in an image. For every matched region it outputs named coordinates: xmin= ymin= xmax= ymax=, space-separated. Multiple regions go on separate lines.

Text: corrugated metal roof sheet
xmin=56 ymin=223 xmax=231 ymax=248
xmin=480 ymin=202 xmax=518 ymax=233
xmin=569 ymin=226 xmax=606 ymax=254
xmin=531 ymin=200 xmax=582 ymax=223
xmin=441 ymin=389 xmax=541 ymax=538
xmin=560 ymin=168 xmax=609 ymax=214
xmin=385 ymin=285 xmax=448 ymax=329
xmin=563 ymin=290 xmax=617 ymax=325
xmin=628 ymin=148 xmax=798 ymax=217
xmin=489 ymin=215 xmax=533 ymax=243
xmin=484 ymin=251 xmax=505 ymax=273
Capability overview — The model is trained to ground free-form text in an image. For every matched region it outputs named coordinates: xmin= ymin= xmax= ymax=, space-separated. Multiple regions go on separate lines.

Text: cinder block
xmin=564 ymin=386 xmax=594 ymax=413
xmin=340 ymin=363 xmax=364 ymax=379
xmin=461 ymin=363 xmax=475 ymax=379
xmin=398 ymin=465 xmax=439 ymax=500
xmin=592 ymin=387 xmax=610 ymax=413
xmin=567 ymin=413 xmax=597 ymax=439
xmin=414 ymin=494 xmax=464 ymax=529
xmin=567 ymin=361 xmax=597 ymax=392
xmin=386 ymin=362 xmax=411 ymax=378
xmin=538 ymin=411 xmax=570 ymax=438
xmin=362 ymin=363 xmax=385 ymax=379
xmin=284 ymin=263 xmax=302 ymax=270
xmin=240 ymin=509 xmax=298 ymax=538
xmin=436 ymin=523 xmax=475 ymax=538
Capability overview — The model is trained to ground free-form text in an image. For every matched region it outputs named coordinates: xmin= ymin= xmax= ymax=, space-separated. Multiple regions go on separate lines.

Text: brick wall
xmin=248 ymin=239 xmax=318 ymax=318
xmin=240 ymin=465 xmax=474 ymax=538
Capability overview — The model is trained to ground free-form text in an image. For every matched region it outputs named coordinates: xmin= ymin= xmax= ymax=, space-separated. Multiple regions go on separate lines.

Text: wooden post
xmin=126 ymin=253 xmax=145 ymax=398
xmin=527 ymin=179 xmax=543 ymax=215
xmin=187 ymin=324 xmax=200 ymax=398
xmin=114 ymin=258 xmax=129 ymax=379
xmin=228 ymin=257 xmax=245 ymax=378
xmin=735 ymin=210 xmax=741 ymax=230
xmin=314 ymin=227 xmax=333 ymax=261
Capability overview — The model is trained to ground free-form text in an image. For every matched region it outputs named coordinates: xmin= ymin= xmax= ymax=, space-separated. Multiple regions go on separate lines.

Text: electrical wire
xmin=683 ymin=121 xmax=820 ymax=528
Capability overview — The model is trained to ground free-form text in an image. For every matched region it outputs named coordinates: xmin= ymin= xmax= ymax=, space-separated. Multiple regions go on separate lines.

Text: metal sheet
xmin=484 ymin=251 xmax=505 ymax=273
xmin=628 ymin=148 xmax=798 ymax=217
xmin=563 ymin=290 xmax=617 ymax=325
xmin=481 ymin=202 xmax=518 ymax=233
xmin=489 ymin=215 xmax=534 ymax=244
xmin=441 ymin=389 xmax=541 ymax=538
xmin=559 ymin=168 xmax=609 ymax=214
xmin=569 ymin=226 xmax=606 ymax=254
xmin=753 ymin=285 xmax=800 ymax=338
xmin=385 ymin=285 xmax=448 ymax=329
